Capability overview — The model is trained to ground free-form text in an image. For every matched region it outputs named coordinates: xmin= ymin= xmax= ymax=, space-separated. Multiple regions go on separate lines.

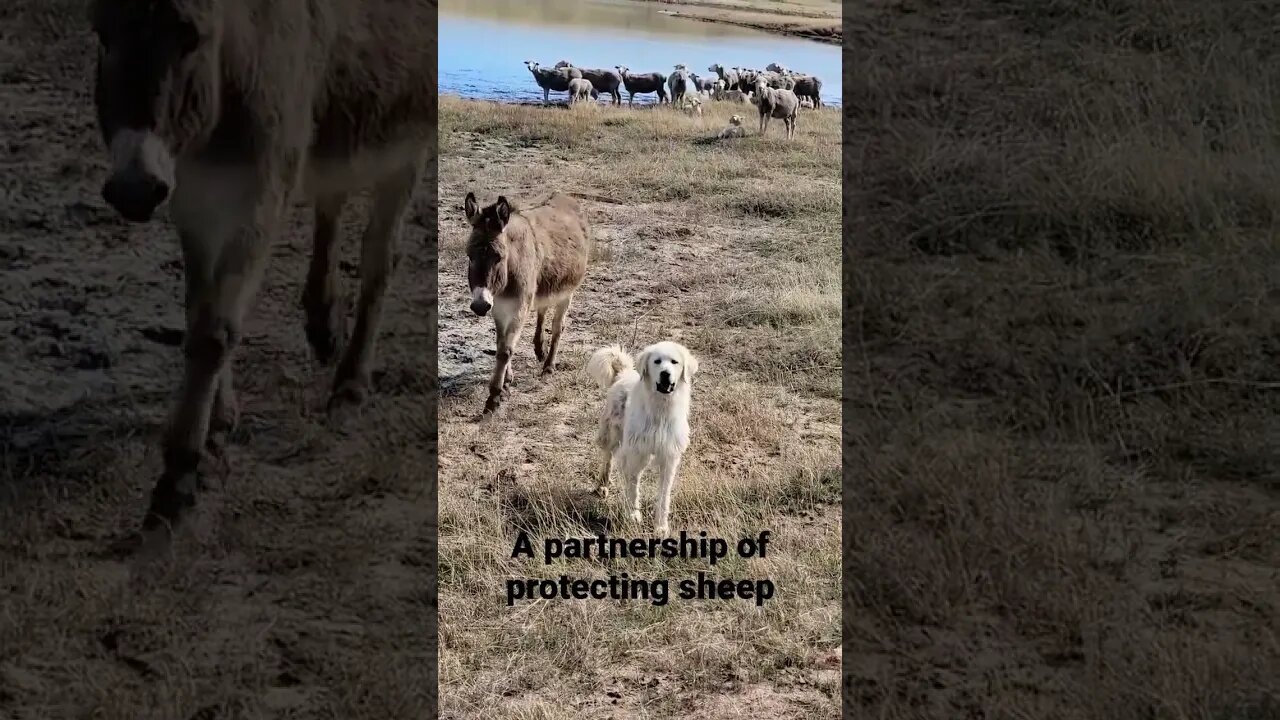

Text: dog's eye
xmin=672 ymin=360 xmax=679 ymax=365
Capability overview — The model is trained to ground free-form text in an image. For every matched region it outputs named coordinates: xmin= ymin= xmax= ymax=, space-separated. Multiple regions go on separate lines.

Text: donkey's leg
xmin=330 ymin=159 xmax=422 ymax=410
xmin=148 ymin=162 xmax=289 ymax=532
xmin=485 ymin=302 xmax=528 ymax=414
xmin=541 ymin=295 xmax=572 ymax=376
xmin=533 ymin=309 xmax=546 ymax=362
xmin=302 ymin=193 xmax=348 ymax=365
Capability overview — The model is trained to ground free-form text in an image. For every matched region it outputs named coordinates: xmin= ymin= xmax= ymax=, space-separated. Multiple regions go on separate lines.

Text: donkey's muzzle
xmin=470 ymin=299 xmax=492 ymax=317
xmin=102 ymin=172 xmax=169 ymax=223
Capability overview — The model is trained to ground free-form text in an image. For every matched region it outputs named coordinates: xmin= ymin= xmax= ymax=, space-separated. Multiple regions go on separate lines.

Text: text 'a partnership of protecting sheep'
xmin=505 ymin=530 xmax=777 ymax=607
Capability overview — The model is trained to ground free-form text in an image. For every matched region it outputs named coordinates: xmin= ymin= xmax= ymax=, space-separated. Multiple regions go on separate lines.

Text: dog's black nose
xmin=470 ymin=299 xmax=491 ymax=316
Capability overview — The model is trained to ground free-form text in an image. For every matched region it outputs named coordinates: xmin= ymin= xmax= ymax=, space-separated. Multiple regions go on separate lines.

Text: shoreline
xmin=641 ymin=0 xmax=842 ymax=45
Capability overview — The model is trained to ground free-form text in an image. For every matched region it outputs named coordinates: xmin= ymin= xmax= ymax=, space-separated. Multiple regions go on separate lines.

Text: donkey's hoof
xmin=328 ymin=378 xmax=370 ymax=408
xmin=304 ymin=300 xmax=347 ymax=365
xmin=141 ymin=469 xmax=198 ymax=537
xmin=540 ymin=364 xmax=555 ymax=377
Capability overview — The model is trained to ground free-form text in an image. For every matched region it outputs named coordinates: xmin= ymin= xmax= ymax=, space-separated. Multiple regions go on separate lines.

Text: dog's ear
xmin=464 ymin=192 xmax=479 ymax=223
xmin=635 ymin=348 xmax=652 ymax=381
xmin=682 ymin=348 xmax=699 ymax=383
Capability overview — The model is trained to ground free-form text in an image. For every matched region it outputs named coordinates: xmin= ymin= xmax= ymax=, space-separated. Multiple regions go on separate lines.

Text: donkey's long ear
xmin=464 ymin=192 xmax=479 ymax=223
xmin=495 ymin=196 xmax=512 ymax=227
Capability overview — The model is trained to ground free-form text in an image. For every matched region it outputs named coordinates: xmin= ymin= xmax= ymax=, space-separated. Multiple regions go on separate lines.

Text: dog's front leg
xmin=594 ymin=448 xmax=613 ymax=498
xmin=619 ymin=448 xmax=651 ymax=525
xmin=652 ymin=452 xmax=683 ymax=537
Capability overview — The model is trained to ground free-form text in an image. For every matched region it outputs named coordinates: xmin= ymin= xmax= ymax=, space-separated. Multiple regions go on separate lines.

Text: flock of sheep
xmin=522 ymin=60 xmax=822 ymax=139
xmin=524 ymin=59 xmax=823 ymax=107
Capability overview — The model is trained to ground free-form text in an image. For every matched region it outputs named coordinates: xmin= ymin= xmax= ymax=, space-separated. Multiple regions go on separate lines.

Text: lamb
xmin=615 ymin=66 xmax=669 ymax=105
xmin=754 ymin=78 xmax=800 ymax=139
xmin=554 ymin=61 xmax=623 ymax=105
xmin=718 ymin=114 xmax=746 ymax=138
xmin=680 ymin=94 xmax=703 ymax=117
xmin=524 ymin=60 xmax=583 ymax=104
xmin=568 ymin=77 xmax=597 ymax=104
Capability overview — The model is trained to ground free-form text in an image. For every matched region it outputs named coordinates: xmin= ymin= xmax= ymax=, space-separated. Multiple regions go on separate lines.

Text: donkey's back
xmin=520 ymin=193 xmax=591 ymax=299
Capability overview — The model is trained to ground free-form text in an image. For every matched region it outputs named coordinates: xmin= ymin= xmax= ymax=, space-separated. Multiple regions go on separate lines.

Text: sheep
xmin=708 ymin=63 xmax=740 ymax=92
xmin=754 ymin=77 xmax=799 ymax=139
xmin=689 ymin=72 xmax=717 ymax=95
xmin=788 ymin=75 xmax=824 ymax=108
xmin=524 ymin=60 xmax=582 ymax=104
xmin=554 ymin=61 xmax=623 ymax=105
xmin=765 ymin=62 xmax=790 ymax=74
xmin=680 ymin=93 xmax=703 ymax=117
xmin=615 ymin=66 xmax=669 ymax=105
xmin=712 ymin=78 xmax=727 ymax=99
xmin=668 ymin=64 xmax=691 ymax=105
xmin=718 ymin=114 xmax=746 ymax=138
xmin=568 ymin=77 xmax=597 ymax=104
xmin=799 ymin=96 xmax=815 ymax=109
xmin=721 ymin=89 xmax=751 ymax=104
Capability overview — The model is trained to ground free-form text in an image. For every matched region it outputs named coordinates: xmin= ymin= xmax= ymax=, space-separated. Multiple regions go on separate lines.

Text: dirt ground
xmin=846 ymin=0 xmax=1279 ymax=718
xmin=437 ymin=97 xmax=841 ymax=717
xmin=1 ymin=3 xmax=437 ymax=718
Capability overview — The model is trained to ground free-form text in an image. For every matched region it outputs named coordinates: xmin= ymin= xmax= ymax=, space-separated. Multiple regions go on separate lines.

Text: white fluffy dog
xmin=587 ymin=341 xmax=699 ymax=535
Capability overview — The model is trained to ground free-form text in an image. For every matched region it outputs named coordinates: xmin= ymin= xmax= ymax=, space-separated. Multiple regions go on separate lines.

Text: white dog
xmin=587 ymin=341 xmax=699 ymax=535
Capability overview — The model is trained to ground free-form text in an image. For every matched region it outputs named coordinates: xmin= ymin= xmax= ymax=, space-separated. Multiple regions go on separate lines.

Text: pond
xmin=439 ymin=0 xmax=842 ymax=106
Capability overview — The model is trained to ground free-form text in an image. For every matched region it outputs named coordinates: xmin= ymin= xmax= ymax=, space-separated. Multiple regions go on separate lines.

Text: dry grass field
xmin=1 ymin=2 xmax=437 ymax=717
xmin=437 ymin=97 xmax=841 ymax=717
xmin=846 ymin=0 xmax=1280 ymax=717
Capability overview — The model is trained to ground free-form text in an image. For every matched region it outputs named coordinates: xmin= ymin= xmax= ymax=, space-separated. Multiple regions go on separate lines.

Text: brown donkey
xmin=89 ymin=0 xmax=436 ymax=538
xmin=463 ymin=192 xmax=591 ymax=414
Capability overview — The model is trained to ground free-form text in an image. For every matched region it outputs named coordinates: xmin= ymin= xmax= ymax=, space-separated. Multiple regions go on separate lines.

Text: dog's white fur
xmin=587 ymin=341 xmax=699 ymax=535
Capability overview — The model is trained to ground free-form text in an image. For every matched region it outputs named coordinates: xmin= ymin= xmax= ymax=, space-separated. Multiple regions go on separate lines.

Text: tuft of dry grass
xmin=847 ymin=0 xmax=1280 ymax=716
xmin=438 ymin=93 xmax=840 ymax=717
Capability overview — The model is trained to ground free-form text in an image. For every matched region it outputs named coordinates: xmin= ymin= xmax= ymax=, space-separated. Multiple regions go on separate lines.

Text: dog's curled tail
xmin=587 ymin=345 xmax=634 ymax=390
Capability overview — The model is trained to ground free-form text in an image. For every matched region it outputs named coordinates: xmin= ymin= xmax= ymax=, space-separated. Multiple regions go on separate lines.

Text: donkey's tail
xmin=587 ymin=345 xmax=634 ymax=390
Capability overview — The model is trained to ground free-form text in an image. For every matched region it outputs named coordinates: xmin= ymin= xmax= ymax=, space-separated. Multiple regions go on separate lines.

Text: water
xmin=439 ymin=0 xmax=841 ymax=106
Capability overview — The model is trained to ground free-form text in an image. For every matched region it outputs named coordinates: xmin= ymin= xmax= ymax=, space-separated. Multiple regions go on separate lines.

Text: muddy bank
xmin=643 ymin=0 xmax=842 ymax=45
